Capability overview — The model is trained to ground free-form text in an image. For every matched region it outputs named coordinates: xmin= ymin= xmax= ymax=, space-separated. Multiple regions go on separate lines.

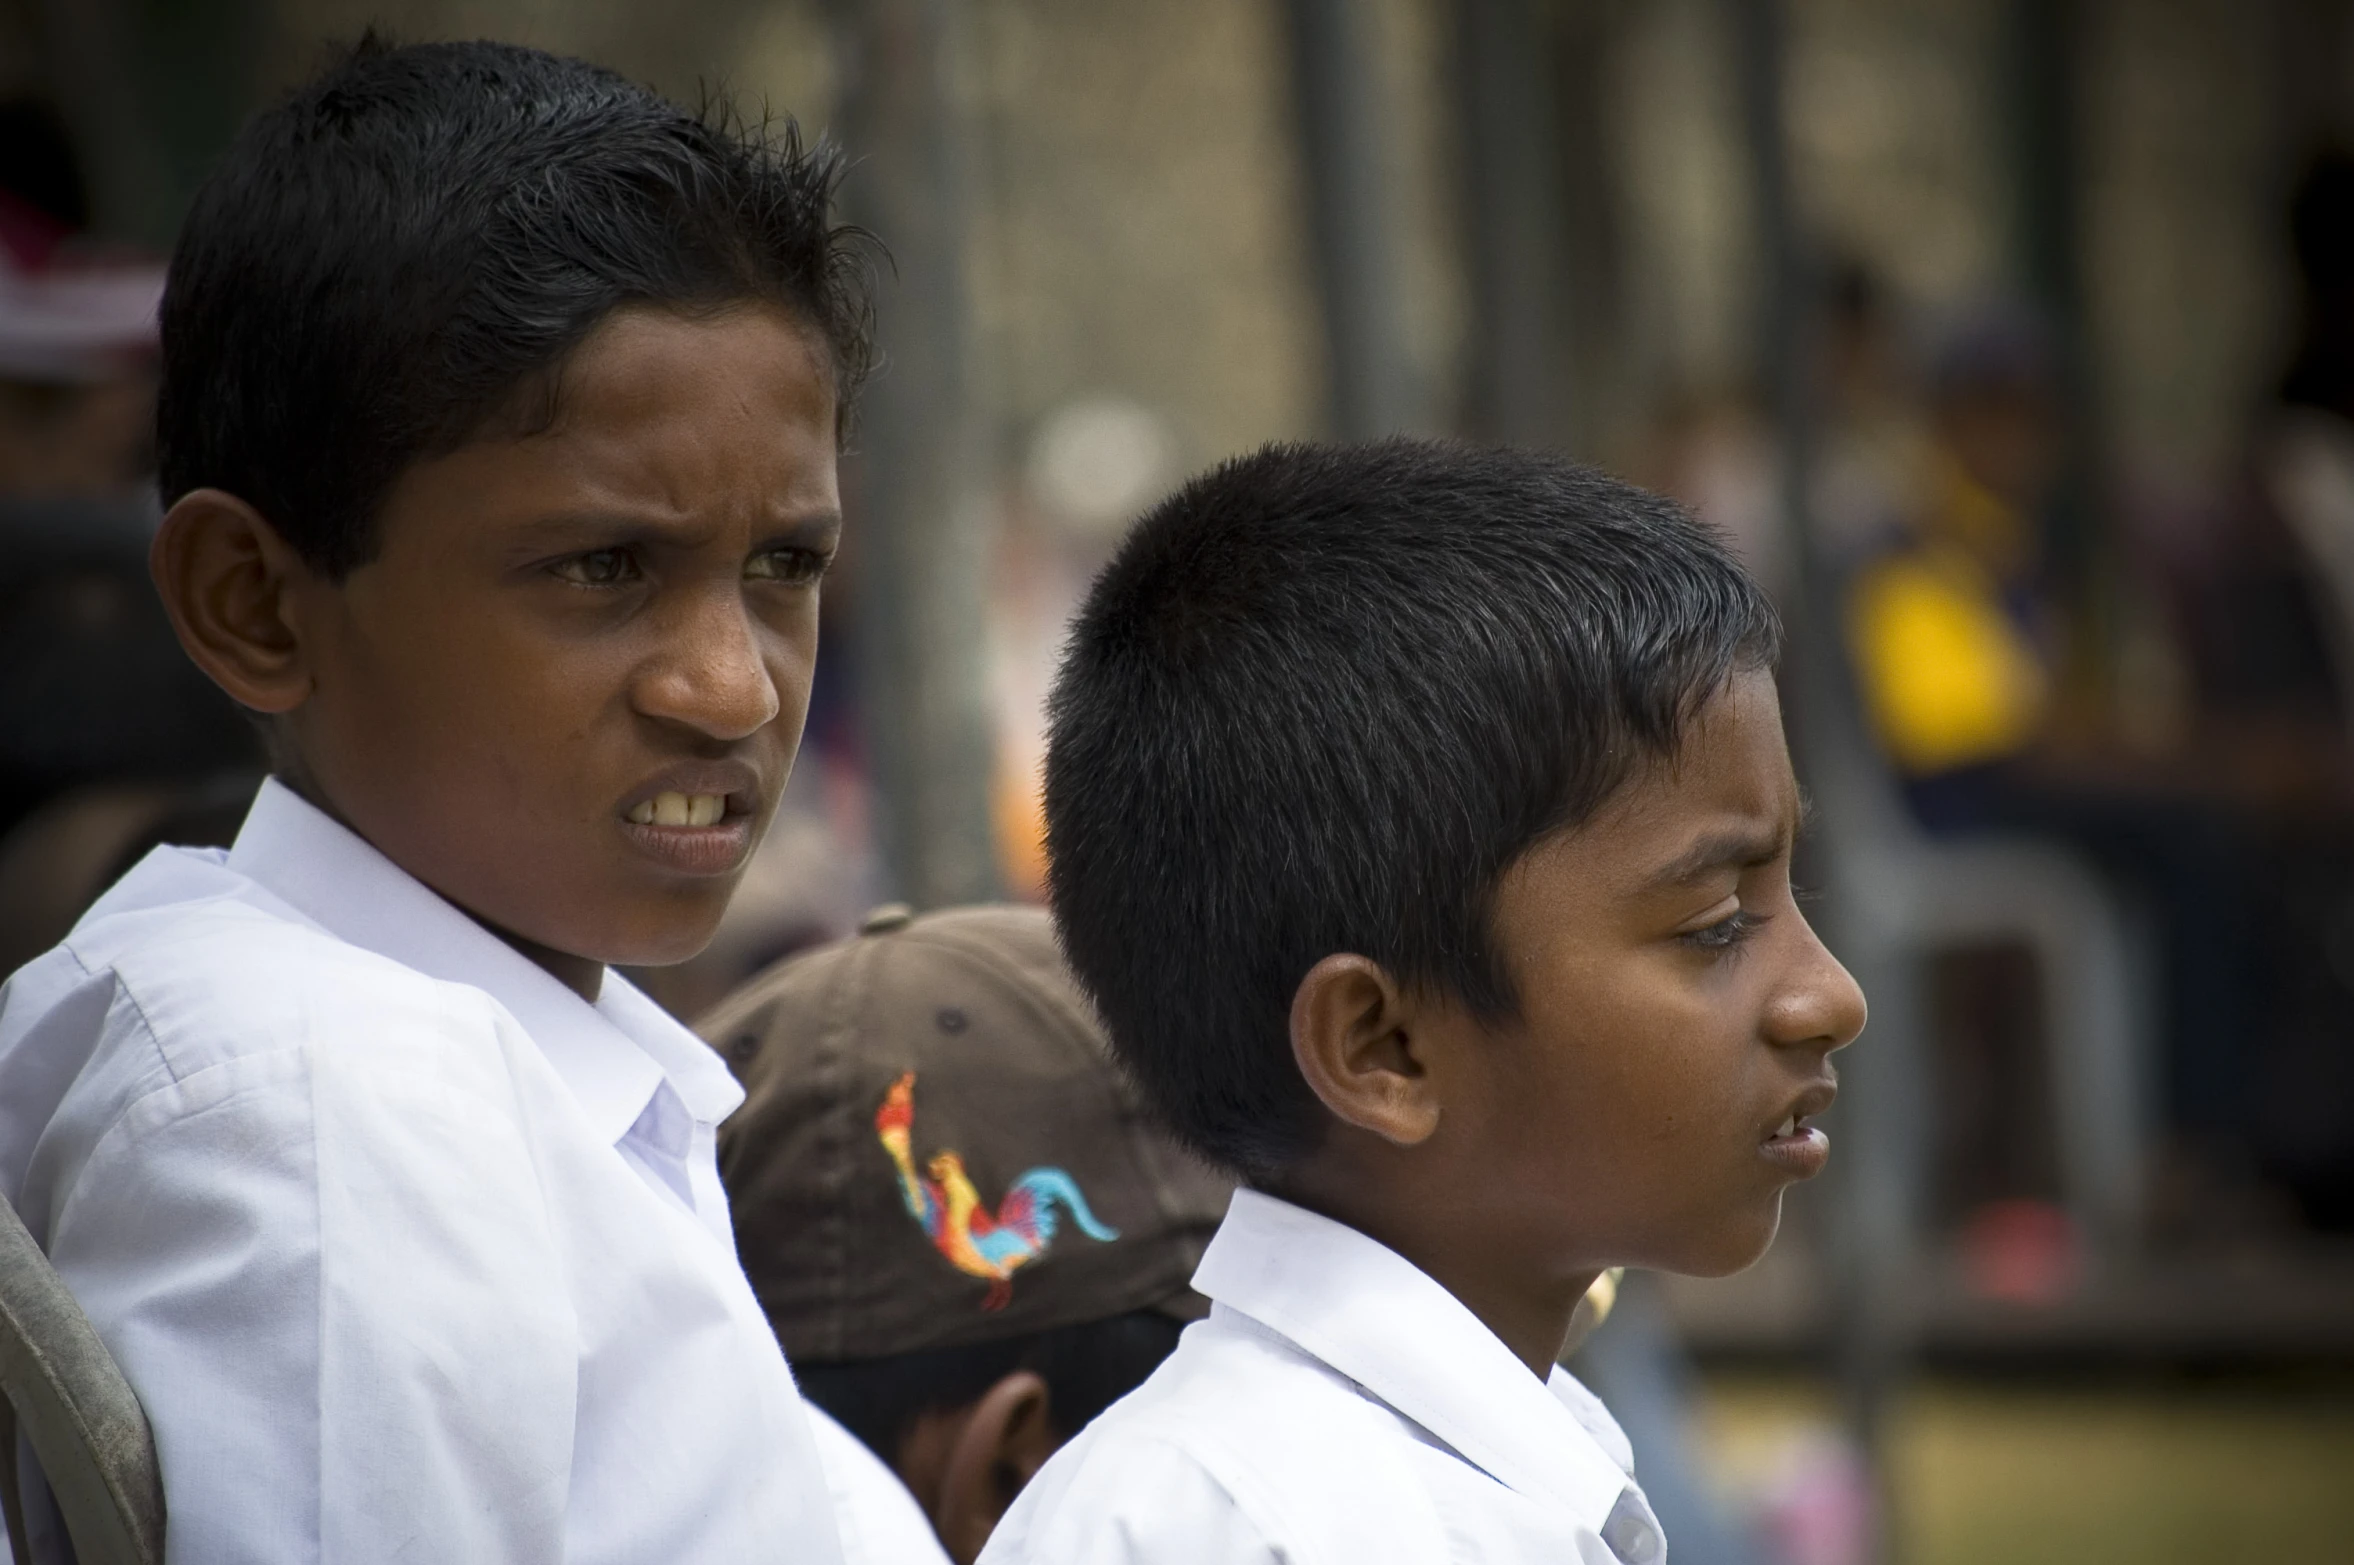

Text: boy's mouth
xmin=625 ymin=791 xmax=732 ymax=828
xmin=616 ymin=762 xmax=763 ymax=876
xmin=1759 ymin=1080 xmax=1838 ymax=1178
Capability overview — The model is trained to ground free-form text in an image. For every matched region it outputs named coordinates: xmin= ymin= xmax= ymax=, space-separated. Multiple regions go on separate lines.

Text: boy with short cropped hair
xmin=984 ymin=439 xmax=1869 ymax=1564
xmin=0 ymin=38 xmax=870 ymax=1563
xmin=701 ymin=903 xmax=1233 ymax=1565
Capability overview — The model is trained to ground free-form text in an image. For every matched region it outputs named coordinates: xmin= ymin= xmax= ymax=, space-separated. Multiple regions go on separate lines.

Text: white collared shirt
xmin=805 ymin=1405 xmax=954 ymax=1565
xmin=0 ymin=779 xmax=846 ymax=1565
xmin=978 ymin=1189 xmax=1665 ymax=1565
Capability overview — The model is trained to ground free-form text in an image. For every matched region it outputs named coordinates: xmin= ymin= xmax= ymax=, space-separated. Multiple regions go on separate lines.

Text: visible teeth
xmin=631 ymin=791 xmax=726 ymax=828
xmin=1778 ymin=1115 xmax=1797 ymax=1137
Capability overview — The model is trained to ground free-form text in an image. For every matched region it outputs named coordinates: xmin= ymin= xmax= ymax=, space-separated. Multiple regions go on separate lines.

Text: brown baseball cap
xmin=700 ymin=903 xmax=1235 ymax=1363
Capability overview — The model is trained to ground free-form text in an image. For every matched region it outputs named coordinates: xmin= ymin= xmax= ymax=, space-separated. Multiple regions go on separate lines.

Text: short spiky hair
xmin=157 ymin=37 xmax=874 ymax=577
xmin=1043 ymin=438 xmax=1781 ymax=1179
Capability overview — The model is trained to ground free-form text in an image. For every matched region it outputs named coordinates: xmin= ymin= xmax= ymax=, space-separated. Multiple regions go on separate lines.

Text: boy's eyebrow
xmin=506 ymin=507 xmax=844 ymax=552
xmin=1640 ymin=817 xmax=1793 ymax=891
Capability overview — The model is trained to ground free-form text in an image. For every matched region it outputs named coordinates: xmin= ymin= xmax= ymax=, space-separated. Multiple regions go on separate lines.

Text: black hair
xmin=0 ymin=97 xmax=89 ymax=233
xmin=2291 ymin=148 xmax=2354 ymax=294
xmin=156 ymin=36 xmax=874 ymax=579
xmin=2283 ymin=149 xmax=2354 ymax=415
xmin=794 ymin=1308 xmax=1185 ymax=1466
xmin=1044 ymin=438 xmax=1781 ymax=1179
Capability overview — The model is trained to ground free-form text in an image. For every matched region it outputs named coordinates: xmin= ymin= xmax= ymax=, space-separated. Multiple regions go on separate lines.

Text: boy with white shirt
xmin=984 ymin=439 xmax=1871 ymax=1565
xmin=0 ymin=38 xmax=871 ymax=1564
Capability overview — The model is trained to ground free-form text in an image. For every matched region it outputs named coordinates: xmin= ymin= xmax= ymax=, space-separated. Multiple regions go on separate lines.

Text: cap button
xmin=859 ymin=902 xmax=916 ymax=935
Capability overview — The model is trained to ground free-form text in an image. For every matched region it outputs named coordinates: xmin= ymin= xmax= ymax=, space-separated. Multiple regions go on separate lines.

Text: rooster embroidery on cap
xmin=874 ymin=1071 xmax=1119 ymax=1309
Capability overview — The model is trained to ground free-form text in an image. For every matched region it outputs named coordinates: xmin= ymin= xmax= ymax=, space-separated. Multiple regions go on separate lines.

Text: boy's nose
xmin=1770 ymin=920 xmax=1869 ymax=1053
xmin=633 ymin=590 xmax=785 ymax=742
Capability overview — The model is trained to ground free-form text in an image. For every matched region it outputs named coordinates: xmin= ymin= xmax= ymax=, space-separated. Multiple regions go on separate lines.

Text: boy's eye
xmin=745 ymin=547 xmax=832 ymax=586
xmin=551 ymin=548 xmax=641 ymax=587
xmin=1680 ymin=909 xmax=1765 ymax=952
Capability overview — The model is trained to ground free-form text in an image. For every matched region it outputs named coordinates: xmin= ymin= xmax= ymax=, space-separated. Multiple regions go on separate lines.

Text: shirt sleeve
xmin=47 ymin=998 xmax=580 ymax=1565
xmin=978 ymin=1433 xmax=1286 ymax=1565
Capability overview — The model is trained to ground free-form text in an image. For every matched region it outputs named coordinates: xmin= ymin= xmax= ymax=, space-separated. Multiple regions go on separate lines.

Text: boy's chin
xmin=1657 ymin=1194 xmax=1787 ymax=1280
xmin=528 ymin=892 xmax=734 ymax=971
xmin=586 ymin=917 xmax=729 ymax=970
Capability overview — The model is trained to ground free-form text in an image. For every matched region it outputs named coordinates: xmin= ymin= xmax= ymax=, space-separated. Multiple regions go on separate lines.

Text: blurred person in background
xmin=1846 ymin=285 xmax=2354 ymax=1233
xmin=1810 ymin=262 xmax=1934 ymax=578
xmin=2236 ymin=146 xmax=2354 ymax=1231
xmin=0 ymin=94 xmax=257 ymax=978
xmin=1627 ymin=386 xmax=1782 ymax=600
xmin=1845 ymin=299 xmax=2072 ymax=806
xmin=1846 ymin=301 xmax=2248 ymax=1224
xmin=0 ymin=99 xmax=155 ymax=500
xmin=1632 ymin=265 xmax=1930 ymax=609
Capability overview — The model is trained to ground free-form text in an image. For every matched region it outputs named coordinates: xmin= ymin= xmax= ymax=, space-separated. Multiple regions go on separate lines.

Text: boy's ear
xmin=149 ymin=487 xmax=317 ymax=714
xmin=932 ymin=1370 xmax=1056 ymax=1564
xmin=1288 ymin=953 xmax=1443 ymax=1147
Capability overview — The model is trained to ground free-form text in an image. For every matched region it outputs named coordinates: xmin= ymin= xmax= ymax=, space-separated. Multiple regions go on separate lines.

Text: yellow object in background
xmin=1584 ymin=1266 xmax=1622 ymax=1327
xmin=1848 ymin=548 xmax=2050 ymax=776
xmin=993 ymin=753 xmax=1051 ymax=903
xmin=1561 ymin=1266 xmax=1625 ymax=1357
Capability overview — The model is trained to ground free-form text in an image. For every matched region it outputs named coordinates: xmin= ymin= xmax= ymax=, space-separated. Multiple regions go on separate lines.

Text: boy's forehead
xmin=533 ymin=304 xmax=836 ymax=439
xmin=377 ymin=308 xmax=841 ymax=540
xmin=1581 ymin=672 xmax=1800 ymax=883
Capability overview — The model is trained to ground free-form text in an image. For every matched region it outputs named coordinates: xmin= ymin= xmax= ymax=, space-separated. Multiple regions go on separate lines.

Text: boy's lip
xmin=1763 ymin=1078 xmax=1838 ymax=1138
xmin=1758 ymin=1078 xmax=1839 ymax=1178
xmin=615 ymin=759 xmax=766 ymax=877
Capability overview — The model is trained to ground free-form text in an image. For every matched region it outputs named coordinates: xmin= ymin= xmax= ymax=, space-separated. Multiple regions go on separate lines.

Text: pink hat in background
xmin=0 ymin=194 xmax=161 ymax=384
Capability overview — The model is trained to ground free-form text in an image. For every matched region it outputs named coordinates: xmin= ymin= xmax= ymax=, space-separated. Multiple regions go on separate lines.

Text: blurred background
xmin=0 ymin=0 xmax=2351 ymax=1559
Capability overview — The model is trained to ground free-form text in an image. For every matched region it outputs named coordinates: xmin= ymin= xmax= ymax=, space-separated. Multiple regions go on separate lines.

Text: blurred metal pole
xmin=2003 ymin=0 xmax=2105 ymax=692
xmin=1550 ymin=0 xmax=1628 ymax=463
xmin=1725 ymin=0 xmax=1913 ymax=1559
xmin=2005 ymin=0 xmax=2084 ymax=357
xmin=1455 ymin=0 xmax=1567 ymax=448
xmin=1281 ymin=0 xmax=1419 ymax=439
xmin=828 ymin=0 xmax=1003 ymax=908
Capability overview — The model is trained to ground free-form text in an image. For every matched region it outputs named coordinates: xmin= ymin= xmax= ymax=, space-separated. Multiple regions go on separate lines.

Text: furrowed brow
xmin=505 ymin=510 xmax=699 ymax=553
xmin=505 ymin=506 xmax=842 ymax=558
xmin=1643 ymin=819 xmax=1792 ymax=891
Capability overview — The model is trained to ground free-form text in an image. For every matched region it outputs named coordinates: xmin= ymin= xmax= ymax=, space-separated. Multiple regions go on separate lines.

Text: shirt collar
xmin=225 ymin=777 xmax=744 ymax=1143
xmin=1192 ymin=1188 xmax=1632 ymax=1530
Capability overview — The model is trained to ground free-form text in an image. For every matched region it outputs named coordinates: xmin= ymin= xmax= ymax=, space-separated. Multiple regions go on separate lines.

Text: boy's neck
xmin=489 ymin=927 xmax=606 ymax=1004
xmin=1266 ymin=1156 xmax=1599 ymax=1381
xmin=273 ymin=768 xmax=606 ymax=1003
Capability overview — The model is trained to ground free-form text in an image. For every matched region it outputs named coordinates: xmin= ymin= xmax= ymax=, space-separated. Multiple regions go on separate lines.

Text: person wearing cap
xmin=699 ymin=903 xmax=1232 ymax=1565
